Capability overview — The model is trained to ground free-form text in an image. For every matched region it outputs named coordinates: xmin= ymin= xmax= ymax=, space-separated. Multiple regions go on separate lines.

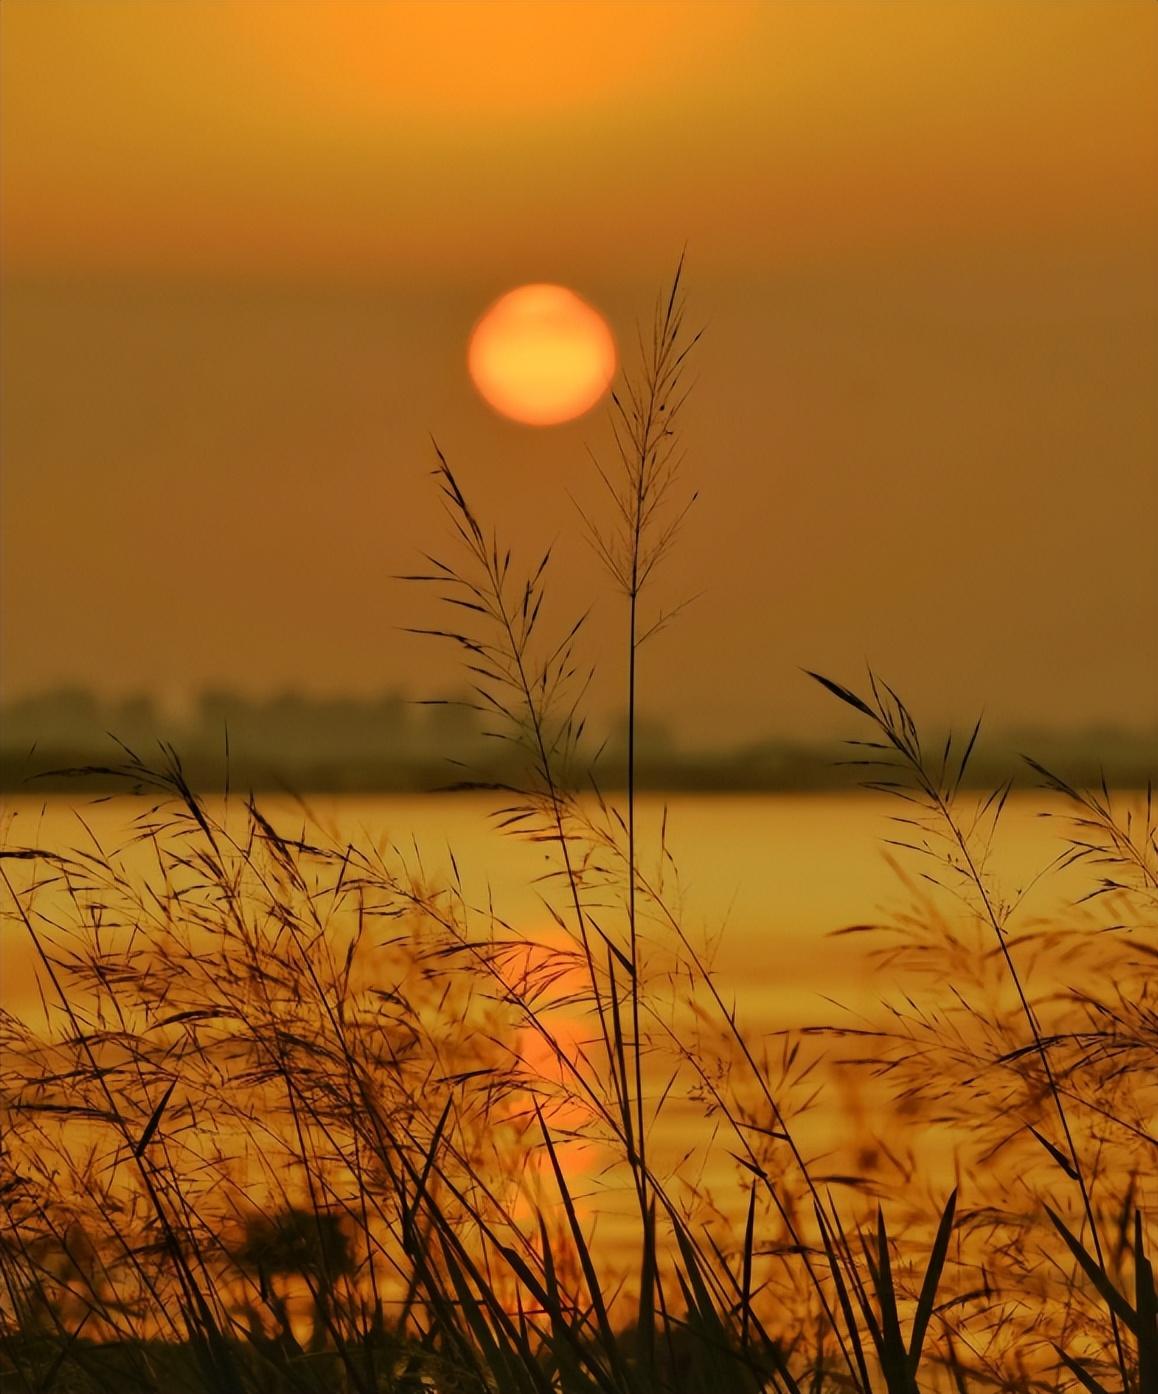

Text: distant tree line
xmin=0 ymin=686 xmax=1153 ymax=793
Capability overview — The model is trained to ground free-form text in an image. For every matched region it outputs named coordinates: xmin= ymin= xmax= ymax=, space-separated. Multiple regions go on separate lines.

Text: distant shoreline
xmin=3 ymin=739 xmax=1153 ymax=796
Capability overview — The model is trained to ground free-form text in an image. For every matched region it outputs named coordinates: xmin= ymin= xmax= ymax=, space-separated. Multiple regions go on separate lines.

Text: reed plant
xmin=1 ymin=269 xmax=1154 ymax=1393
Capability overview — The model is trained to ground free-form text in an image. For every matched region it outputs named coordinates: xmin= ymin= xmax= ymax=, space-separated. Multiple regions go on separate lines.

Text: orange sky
xmin=2 ymin=0 xmax=1156 ymax=739
xmin=5 ymin=2 xmax=1155 ymax=277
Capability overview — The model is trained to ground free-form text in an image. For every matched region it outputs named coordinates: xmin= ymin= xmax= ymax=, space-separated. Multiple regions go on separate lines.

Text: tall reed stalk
xmin=808 ymin=669 xmax=1154 ymax=1390
xmin=579 ymin=256 xmax=700 ymax=1344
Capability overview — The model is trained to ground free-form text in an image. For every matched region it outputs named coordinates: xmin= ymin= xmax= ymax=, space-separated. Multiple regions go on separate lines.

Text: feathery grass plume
xmin=400 ymin=446 xmax=640 ymax=1202
xmin=810 ymin=668 xmax=1156 ymax=1388
xmin=1 ymin=760 xmax=542 ymax=1391
xmin=577 ymin=257 xmax=700 ymax=1369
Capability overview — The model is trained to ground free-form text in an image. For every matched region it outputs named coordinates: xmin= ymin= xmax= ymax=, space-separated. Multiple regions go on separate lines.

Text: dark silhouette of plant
xmin=234 ymin=1208 xmax=354 ymax=1353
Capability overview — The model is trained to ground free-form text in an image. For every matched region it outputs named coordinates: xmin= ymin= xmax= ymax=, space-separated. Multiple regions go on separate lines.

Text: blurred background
xmin=2 ymin=0 xmax=1155 ymax=784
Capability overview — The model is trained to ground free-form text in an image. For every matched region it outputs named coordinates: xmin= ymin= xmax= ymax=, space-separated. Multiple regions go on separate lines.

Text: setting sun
xmin=467 ymin=284 xmax=617 ymax=426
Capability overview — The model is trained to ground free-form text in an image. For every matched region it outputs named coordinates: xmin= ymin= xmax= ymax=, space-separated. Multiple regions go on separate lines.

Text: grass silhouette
xmin=1 ymin=270 xmax=1155 ymax=1393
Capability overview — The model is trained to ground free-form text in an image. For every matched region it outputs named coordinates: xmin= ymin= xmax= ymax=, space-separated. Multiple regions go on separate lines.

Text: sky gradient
xmin=3 ymin=0 xmax=1156 ymax=741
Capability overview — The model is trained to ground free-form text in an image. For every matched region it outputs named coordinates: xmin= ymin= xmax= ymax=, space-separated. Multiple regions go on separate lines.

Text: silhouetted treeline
xmin=1 ymin=687 xmax=1153 ymax=793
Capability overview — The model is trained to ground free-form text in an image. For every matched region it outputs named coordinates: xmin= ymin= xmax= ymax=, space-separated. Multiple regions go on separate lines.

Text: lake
xmin=1 ymin=785 xmax=1146 ymax=1340
xmin=0 ymin=789 xmax=1077 ymax=1024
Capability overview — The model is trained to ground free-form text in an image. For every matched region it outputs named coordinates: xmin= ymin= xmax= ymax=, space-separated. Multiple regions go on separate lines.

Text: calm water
xmin=0 ymin=789 xmax=1112 ymax=1271
xmin=0 ymin=790 xmax=1075 ymax=1021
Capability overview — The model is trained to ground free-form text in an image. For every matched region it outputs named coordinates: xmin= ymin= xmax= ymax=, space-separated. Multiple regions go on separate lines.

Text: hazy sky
xmin=2 ymin=0 xmax=1156 ymax=741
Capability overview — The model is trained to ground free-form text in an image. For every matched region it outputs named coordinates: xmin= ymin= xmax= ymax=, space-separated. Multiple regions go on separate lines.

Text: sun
xmin=468 ymin=285 xmax=617 ymax=426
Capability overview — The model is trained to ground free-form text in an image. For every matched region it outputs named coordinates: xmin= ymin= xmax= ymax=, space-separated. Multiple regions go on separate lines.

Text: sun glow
xmin=468 ymin=284 xmax=617 ymax=426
